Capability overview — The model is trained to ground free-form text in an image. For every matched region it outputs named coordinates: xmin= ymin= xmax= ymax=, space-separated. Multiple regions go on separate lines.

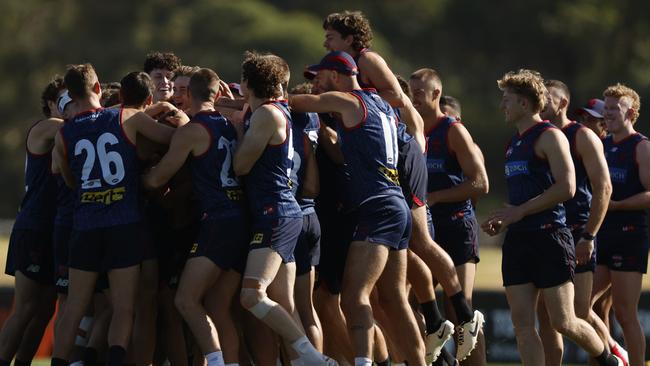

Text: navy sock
xmin=51 ymin=358 xmax=68 ymax=366
xmin=15 ymin=359 xmax=31 ymax=366
xmin=421 ymin=300 xmax=444 ymax=333
xmin=450 ymin=291 xmax=473 ymax=323
xmin=107 ymin=345 xmax=126 ymax=366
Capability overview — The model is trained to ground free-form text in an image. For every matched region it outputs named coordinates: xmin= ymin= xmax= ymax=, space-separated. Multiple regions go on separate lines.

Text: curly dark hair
xmin=323 ymin=11 xmax=373 ymax=51
xmin=143 ymin=51 xmax=182 ymax=74
xmin=241 ymin=51 xmax=288 ymax=99
xmin=41 ymin=76 xmax=65 ymax=117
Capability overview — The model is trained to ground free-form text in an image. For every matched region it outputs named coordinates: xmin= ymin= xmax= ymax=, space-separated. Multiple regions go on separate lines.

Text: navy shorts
xmin=68 ymin=222 xmax=144 ymax=272
xmin=316 ymin=210 xmax=355 ymax=295
xmin=54 ymin=225 xmax=72 ymax=293
xmin=399 ymin=138 xmax=428 ymax=209
xmin=502 ymin=227 xmax=575 ymax=288
xmin=353 ymin=195 xmax=412 ymax=250
xmin=249 ymin=216 xmax=302 ymax=263
xmin=5 ymin=228 xmax=54 ymax=285
xmin=295 ymin=212 xmax=321 ymax=276
xmin=191 ymin=216 xmax=249 ymax=274
xmin=570 ymin=224 xmax=597 ymax=273
xmin=433 ymin=214 xmax=480 ymax=266
xmin=597 ymin=228 xmax=649 ymax=273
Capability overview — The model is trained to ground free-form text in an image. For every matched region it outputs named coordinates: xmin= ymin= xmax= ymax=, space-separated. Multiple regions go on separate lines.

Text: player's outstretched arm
xmin=609 ymin=139 xmax=650 ymax=211
xmin=427 ymin=123 xmax=488 ymax=205
xmin=142 ymin=124 xmax=200 ymax=189
xmin=128 ymin=111 xmax=178 ymax=145
xmin=233 ymin=105 xmax=281 ymax=176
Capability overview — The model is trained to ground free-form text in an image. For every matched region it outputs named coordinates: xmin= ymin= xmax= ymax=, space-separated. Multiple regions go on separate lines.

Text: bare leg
xmin=158 ymin=285 xmax=188 ymax=366
xmin=206 ymin=270 xmax=242 ymax=364
xmin=133 ymin=258 xmax=158 ymax=366
xmin=106 ymin=265 xmax=140 ymax=349
xmin=295 ymin=268 xmax=323 ymax=351
xmin=610 ymin=271 xmax=644 ymax=366
xmin=536 ymin=296 xmax=563 ymax=366
xmin=315 ymin=288 xmax=354 ymax=364
xmin=505 ymin=283 xmax=543 ymax=366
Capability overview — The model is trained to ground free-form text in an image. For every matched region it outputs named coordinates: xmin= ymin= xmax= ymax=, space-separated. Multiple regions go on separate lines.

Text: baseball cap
xmin=305 ymin=51 xmax=359 ymax=77
xmin=57 ymin=90 xmax=73 ymax=115
xmin=577 ymin=98 xmax=604 ymax=118
xmin=228 ymin=83 xmax=243 ymax=97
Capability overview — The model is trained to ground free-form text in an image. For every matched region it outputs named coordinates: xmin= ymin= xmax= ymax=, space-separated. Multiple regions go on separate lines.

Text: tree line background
xmin=1 ymin=0 xmax=649 ymax=224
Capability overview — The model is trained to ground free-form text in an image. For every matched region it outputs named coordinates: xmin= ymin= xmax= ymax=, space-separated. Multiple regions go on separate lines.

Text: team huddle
xmin=0 ymin=9 xmax=647 ymax=366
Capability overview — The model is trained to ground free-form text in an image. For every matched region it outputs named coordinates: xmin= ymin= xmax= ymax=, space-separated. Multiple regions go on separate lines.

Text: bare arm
xmin=427 ymin=124 xmax=488 ymax=205
xmin=300 ymin=134 xmax=320 ymax=199
xmin=318 ymin=123 xmax=344 ymax=165
xmin=358 ymin=52 xmax=406 ymax=107
xmin=53 ymin=130 xmax=76 ymax=188
xmin=290 ymin=92 xmax=362 ymax=128
xmin=27 ymin=118 xmax=63 ymax=154
xmin=609 ymin=139 xmax=650 ymax=210
xmin=128 ymin=111 xmax=177 ymax=145
xmin=233 ymin=106 xmax=281 ymax=176
xmin=574 ymin=127 xmax=612 ymax=264
xmin=142 ymin=124 xmax=202 ymax=189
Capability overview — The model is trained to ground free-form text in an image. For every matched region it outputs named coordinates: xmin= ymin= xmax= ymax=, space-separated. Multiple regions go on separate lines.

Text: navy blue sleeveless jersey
xmin=245 ymin=101 xmax=302 ymax=219
xmin=505 ymin=122 xmax=566 ymax=230
xmin=60 ymin=108 xmax=142 ymax=230
xmin=425 ymin=116 xmax=474 ymax=218
xmin=561 ymin=122 xmax=592 ymax=225
xmin=191 ymin=111 xmax=245 ymax=219
xmin=353 ymin=48 xmax=375 ymax=89
xmin=601 ymin=132 xmax=648 ymax=230
xmin=13 ymin=121 xmax=58 ymax=230
xmin=290 ymin=112 xmax=320 ymax=214
xmin=336 ymin=89 xmax=403 ymax=208
xmin=54 ymin=174 xmax=74 ymax=227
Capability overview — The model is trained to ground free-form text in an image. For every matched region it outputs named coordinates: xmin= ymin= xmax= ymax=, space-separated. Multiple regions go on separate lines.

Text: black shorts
xmin=295 ymin=212 xmax=321 ymax=276
xmin=68 ymin=223 xmax=144 ymax=272
xmin=353 ymin=195 xmax=412 ymax=250
xmin=249 ymin=217 xmax=302 ymax=263
xmin=597 ymin=228 xmax=649 ymax=273
xmin=54 ymin=225 xmax=72 ymax=294
xmin=433 ymin=214 xmax=480 ymax=266
xmin=159 ymin=223 xmax=198 ymax=288
xmin=570 ymin=224 xmax=597 ymax=274
xmin=502 ymin=227 xmax=575 ymax=288
xmin=5 ymin=228 xmax=54 ymax=285
xmin=191 ymin=216 xmax=248 ymax=274
xmin=399 ymin=139 xmax=428 ymax=209
xmin=316 ymin=210 xmax=355 ymax=295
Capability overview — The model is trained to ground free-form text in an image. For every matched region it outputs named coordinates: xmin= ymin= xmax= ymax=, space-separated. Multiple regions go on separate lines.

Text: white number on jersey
xmin=74 ymin=132 xmax=125 ymax=189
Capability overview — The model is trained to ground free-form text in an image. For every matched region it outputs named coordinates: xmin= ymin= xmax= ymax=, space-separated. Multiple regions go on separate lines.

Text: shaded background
xmin=1 ymin=0 xmax=650 ymax=224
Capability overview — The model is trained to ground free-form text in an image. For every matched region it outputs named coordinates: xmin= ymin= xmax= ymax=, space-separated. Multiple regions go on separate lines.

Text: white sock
xmin=291 ymin=336 xmax=323 ymax=363
xmin=205 ymin=351 xmax=225 ymax=366
xmin=354 ymin=357 xmax=372 ymax=366
xmin=394 ymin=363 xmax=407 ymax=366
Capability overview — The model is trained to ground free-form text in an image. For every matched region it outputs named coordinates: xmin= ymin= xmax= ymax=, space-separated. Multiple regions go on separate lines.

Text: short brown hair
xmin=395 ymin=74 xmax=412 ymax=101
xmin=603 ymin=83 xmax=641 ymax=123
xmin=189 ymin=68 xmax=220 ymax=103
xmin=323 ymin=11 xmax=373 ymax=51
xmin=41 ymin=76 xmax=65 ymax=117
xmin=497 ymin=69 xmax=547 ymax=113
xmin=143 ymin=51 xmax=182 ymax=74
xmin=544 ymin=79 xmax=570 ymax=104
xmin=172 ymin=65 xmax=200 ymax=81
xmin=241 ymin=51 xmax=288 ymax=99
xmin=64 ymin=63 xmax=98 ymax=100
xmin=410 ymin=68 xmax=442 ymax=90
xmin=289 ymin=82 xmax=312 ymax=95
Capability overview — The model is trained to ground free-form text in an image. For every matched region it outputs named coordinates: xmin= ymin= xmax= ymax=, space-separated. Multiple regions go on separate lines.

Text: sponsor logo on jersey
xmin=26 ymin=264 xmax=40 ymax=273
xmin=81 ymin=187 xmax=126 ymax=205
xmin=427 ymin=159 xmax=445 ymax=172
xmin=379 ymin=166 xmax=400 ymax=184
xmin=250 ymin=233 xmax=264 ymax=245
xmin=505 ymin=161 xmax=529 ymax=177
xmin=190 ymin=243 xmax=198 ymax=253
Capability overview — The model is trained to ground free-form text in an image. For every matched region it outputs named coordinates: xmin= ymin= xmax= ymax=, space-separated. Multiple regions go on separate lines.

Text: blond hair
xmin=497 ymin=69 xmax=547 ymax=113
xmin=603 ymin=83 xmax=641 ymax=123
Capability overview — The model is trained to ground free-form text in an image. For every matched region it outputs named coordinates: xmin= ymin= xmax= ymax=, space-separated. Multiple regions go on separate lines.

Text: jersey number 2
xmin=74 ymin=132 xmax=125 ymax=189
